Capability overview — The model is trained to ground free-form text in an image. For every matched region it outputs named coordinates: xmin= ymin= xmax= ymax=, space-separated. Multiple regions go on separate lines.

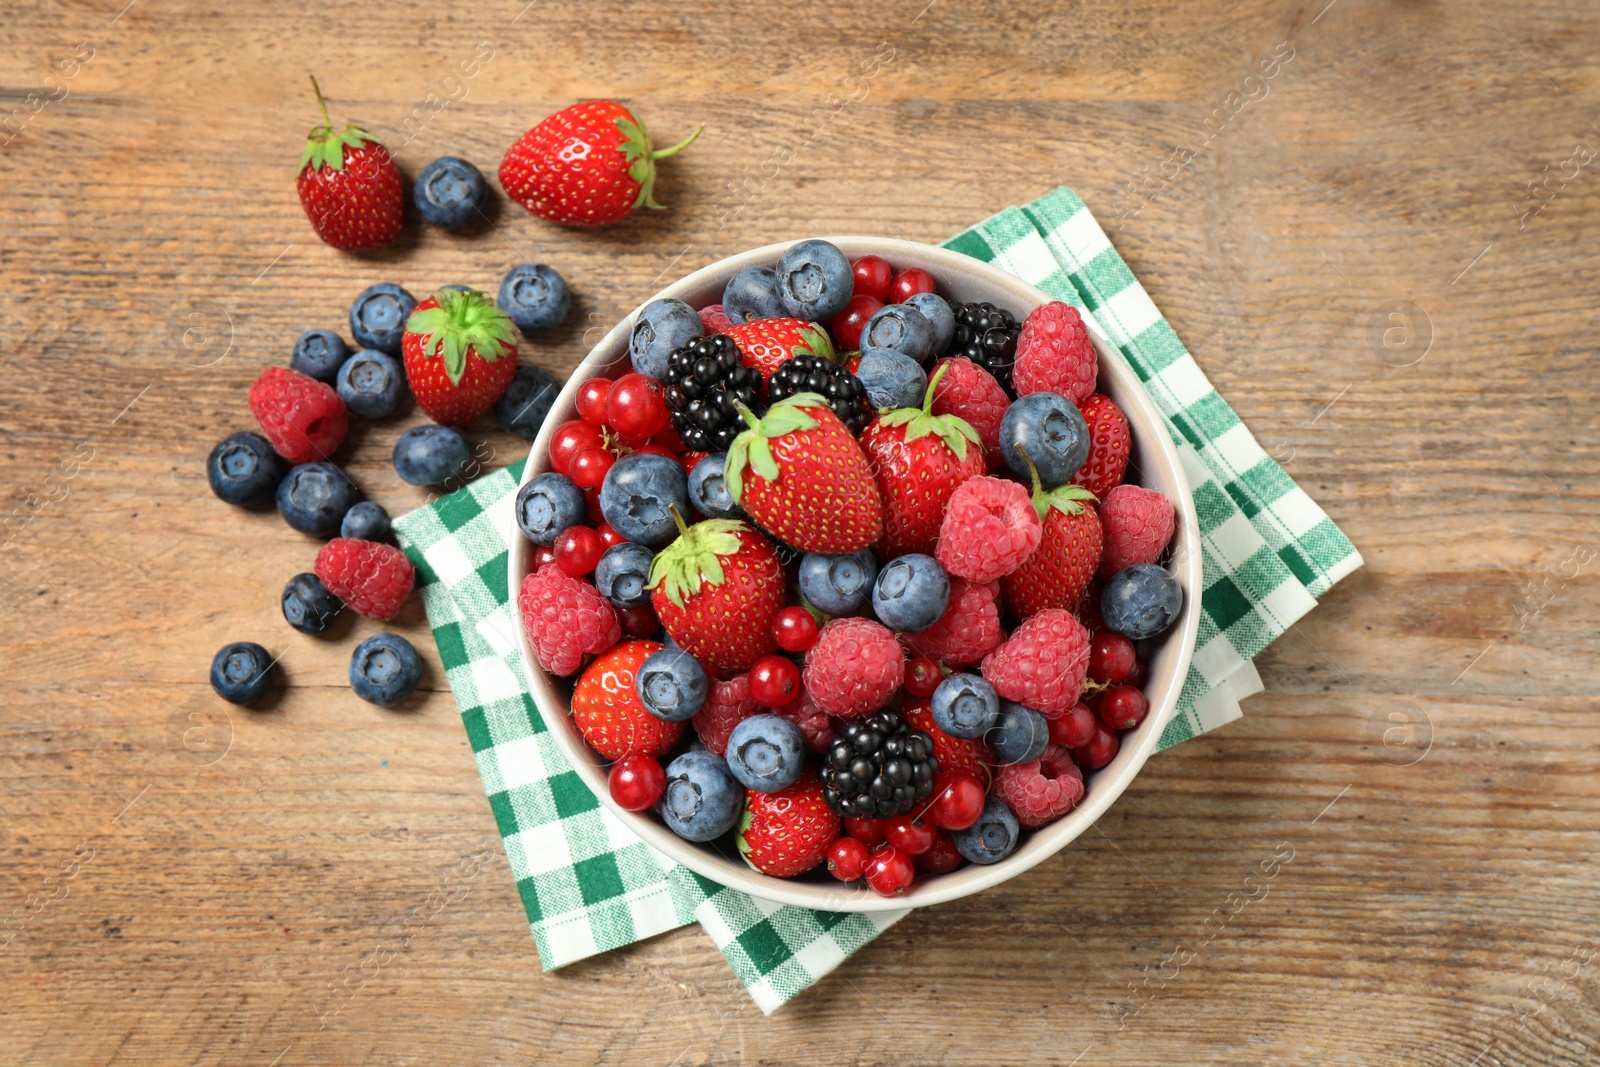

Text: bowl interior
xmin=510 ymin=237 xmax=1202 ymax=912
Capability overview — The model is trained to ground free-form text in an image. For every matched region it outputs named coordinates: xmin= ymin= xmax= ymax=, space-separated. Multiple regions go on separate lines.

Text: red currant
xmin=617 ymin=603 xmax=659 ymax=638
xmin=1128 ymin=656 xmax=1148 ymax=688
xmin=927 ymin=769 xmax=985 ymax=831
xmin=829 ymin=294 xmax=883 ymax=351
xmin=632 ymin=444 xmax=677 ymax=460
xmin=649 ymin=423 xmax=686 ymax=453
xmin=549 ymin=419 xmax=605 ymax=476
xmin=903 ymin=656 xmax=942 ymax=698
xmin=1048 ymin=703 xmax=1098 ymax=749
xmin=608 ymin=754 xmax=666 ymax=811
xmin=885 ymin=815 xmax=936 ymax=856
xmin=532 ymin=545 xmax=558 ymax=569
xmin=889 ymin=267 xmax=936 ymax=303
xmin=568 ymin=446 xmax=616 ymax=491
xmin=605 ymin=373 xmax=670 ymax=438
xmin=555 ymin=526 xmax=604 ymax=576
xmin=1099 ymin=684 xmax=1149 ymax=730
xmin=575 ymin=377 xmax=613 ymax=426
xmin=749 ymin=655 xmax=801 ymax=708
xmin=864 ymin=846 xmax=915 ymax=897
xmin=1088 ymin=632 xmax=1138 ymax=684
xmin=596 ymin=523 xmax=625 ymax=549
xmin=843 ymin=816 xmax=887 ymax=845
xmin=827 ymin=837 xmax=870 ymax=881
xmin=851 ymin=255 xmax=893 ymax=302
xmin=915 ymin=830 xmax=963 ymax=874
xmin=1074 ymin=723 xmax=1120 ymax=770
xmin=772 ymin=606 xmax=820 ymax=653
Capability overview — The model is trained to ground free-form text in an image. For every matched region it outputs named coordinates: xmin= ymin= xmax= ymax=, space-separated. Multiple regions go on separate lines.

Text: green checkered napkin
xmin=392 ymin=186 xmax=1361 ymax=1013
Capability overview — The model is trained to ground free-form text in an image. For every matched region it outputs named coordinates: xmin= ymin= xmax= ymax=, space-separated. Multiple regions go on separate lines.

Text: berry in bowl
xmin=511 ymin=238 xmax=1200 ymax=912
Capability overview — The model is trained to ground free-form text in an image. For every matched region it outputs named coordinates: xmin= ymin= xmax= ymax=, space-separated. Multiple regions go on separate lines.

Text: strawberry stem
xmin=1016 ymin=443 xmax=1045 ymax=497
xmin=733 ymin=400 xmax=762 ymax=432
xmin=667 ymin=503 xmax=691 ymax=538
xmin=920 ymin=361 xmax=950 ymax=414
xmin=310 ymin=75 xmax=332 ymax=128
xmin=650 ymin=125 xmax=703 ymax=160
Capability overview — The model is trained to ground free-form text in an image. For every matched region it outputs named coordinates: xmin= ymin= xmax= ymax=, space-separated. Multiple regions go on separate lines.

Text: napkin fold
xmin=393 ymin=186 xmax=1361 ymax=1013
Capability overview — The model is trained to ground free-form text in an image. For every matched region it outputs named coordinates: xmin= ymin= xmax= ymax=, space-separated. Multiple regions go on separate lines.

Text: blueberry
xmin=276 ymin=461 xmax=360 ymax=537
xmin=280 ymin=572 xmax=343 ymax=635
xmin=989 ymin=702 xmax=1049 ymax=765
xmin=349 ymin=633 xmax=422 ymax=707
xmin=659 ymin=750 xmax=742 ymax=841
xmin=635 ymin=648 xmax=708 ymax=722
xmin=335 ymin=349 xmax=407 ymax=419
xmin=904 ymin=292 xmax=954 ymax=357
xmin=775 ymin=239 xmax=853 ymax=321
xmin=862 ymin=303 xmax=933 ymax=361
xmin=494 ymin=363 xmax=559 ymax=438
xmin=340 ymin=501 xmax=391 ymax=541
xmin=1000 ymin=391 xmax=1090 ymax=488
xmin=952 ymin=796 xmax=1021 ymax=864
xmin=855 ymin=348 xmax=927 ymax=411
xmin=499 ymin=263 xmax=571 ymax=336
xmin=1101 ymin=563 xmax=1183 ymax=640
xmin=595 ymin=541 xmax=655 ymax=608
xmin=349 ymin=282 xmax=417 ymax=355
xmin=931 ymin=674 xmax=1000 ymax=739
xmin=599 ymin=452 xmax=690 ymax=547
xmin=290 ymin=329 xmax=349 ymax=383
xmin=871 ymin=553 xmax=950 ymax=632
xmin=722 ymin=266 xmax=786 ymax=324
xmin=629 ymin=298 xmax=702 ymax=380
xmin=515 ymin=473 xmax=586 ymax=546
xmin=210 ymin=641 xmax=276 ymax=706
xmin=207 ymin=431 xmax=285 ymax=506
xmin=798 ymin=549 xmax=878 ymax=616
xmin=413 ymin=155 xmax=485 ymax=229
xmin=688 ymin=453 xmax=742 ymax=519
xmin=725 ymin=714 xmax=806 ymax=793
xmin=392 ymin=425 xmax=470 ymax=486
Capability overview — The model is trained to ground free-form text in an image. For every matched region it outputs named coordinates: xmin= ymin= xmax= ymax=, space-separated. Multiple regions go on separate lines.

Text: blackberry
xmin=766 ymin=355 xmax=870 ymax=434
xmin=663 ymin=335 xmax=764 ymax=452
xmin=949 ymin=301 xmax=1020 ymax=392
xmin=819 ymin=710 xmax=938 ymax=819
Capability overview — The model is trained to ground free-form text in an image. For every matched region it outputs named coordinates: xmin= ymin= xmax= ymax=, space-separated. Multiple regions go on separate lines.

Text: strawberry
xmin=725 ymin=394 xmax=884 ymax=554
xmin=498 ymin=101 xmax=701 ymax=227
xmin=737 ymin=767 xmax=839 ymax=877
xmin=401 ymin=289 xmax=518 ymax=426
xmin=295 ymin=78 xmax=403 ymax=253
xmin=723 ymin=318 xmax=836 ymax=385
xmin=1001 ymin=449 xmax=1104 ymax=620
xmin=650 ymin=518 xmax=786 ymax=673
xmin=572 ymin=640 xmax=686 ymax=760
xmin=1070 ymin=393 xmax=1132 ymax=499
xmin=900 ymin=697 xmax=994 ymax=786
xmin=861 ymin=363 xmax=984 ymax=558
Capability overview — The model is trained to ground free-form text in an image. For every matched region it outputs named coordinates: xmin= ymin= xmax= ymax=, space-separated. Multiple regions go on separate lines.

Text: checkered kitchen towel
xmin=392 ymin=186 xmax=1362 ymax=1013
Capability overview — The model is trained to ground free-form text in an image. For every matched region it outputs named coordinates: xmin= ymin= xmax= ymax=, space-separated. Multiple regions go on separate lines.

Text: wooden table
xmin=4 ymin=1 xmax=1597 ymax=1062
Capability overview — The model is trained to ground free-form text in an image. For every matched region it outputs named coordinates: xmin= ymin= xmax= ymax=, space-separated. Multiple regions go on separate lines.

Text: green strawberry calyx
xmin=723 ymin=394 xmax=827 ymax=503
xmin=616 ymin=111 xmax=704 ymax=212
xmin=647 ymin=512 xmax=747 ymax=609
xmin=873 ymin=362 xmax=980 ymax=459
xmin=405 ymin=289 xmax=517 ymax=386
xmin=1016 ymin=444 xmax=1097 ymax=521
xmin=791 ymin=323 xmax=837 ymax=364
xmin=300 ymin=76 xmax=383 ymax=175
xmin=735 ymin=808 xmax=757 ymax=865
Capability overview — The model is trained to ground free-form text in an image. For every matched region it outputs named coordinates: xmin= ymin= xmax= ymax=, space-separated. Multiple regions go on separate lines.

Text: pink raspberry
xmin=930 ymin=357 xmax=1010 ymax=468
xmin=774 ymin=688 xmax=835 ymax=753
xmin=698 ymin=303 xmax=735 ymax=335
xmin=980 ymin=608 xmax=1090 ymax=716
xmin=1013 ymin=302 xmax=1097 ymax=403
xmin=692 ymin=673 xmax=755 ymax=755
xmin=1100 ymin=484 xmax=1175 ymax=575
xmin=517 ymin=563 xmax=620 ymax=677
xmin=904 ymin=577 xmax=1005 ymax=666
xmin=994 ymin=745 xmax=1085 ymax=828
xmin=936 ymin=476 xmax=1043 ymax=582
xmin=803 ymin=618 xmax=903 ymax=718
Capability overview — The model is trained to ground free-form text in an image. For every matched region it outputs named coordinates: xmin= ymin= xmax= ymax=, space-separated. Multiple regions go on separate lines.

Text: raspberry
xmin=900 ymin=697 xmax=994 ymax=784
xmin=980 ymin=608 xmax=1090 ymax=715
xmin=803 ymin=618 xmax=903 ymax=718
xmin=774 ymin=688 xmax=835 ymax=753
xmin=935 ymin=476 xmax=1042 ymax=582
xmin=904 ymin=577 xmax=1005 ymax=667
xmin=929 ymin=357 xmax=1010 ymax=468
xmin=572 ymin=641 xmax=686 ymax=760
xmin=994 ymin=745 xmax=1084 ymax=828
xmin=1100 ymin=484 xmax=1176 ymax=575
xmin=314 ymin=538 xmax=415 ymax=621
xmin=698 ymin=303 xmax=735 ymax=335
xmin=1070 ymin=393 xmax=1131 ymax=499
xmin=692 ymin=672 xmax=755 ymax=755
xmin=248 ymin=366 xmax=349 ymax=463
xmin=1013 ymin=302 xmax=1096 ymax=404
xmin=516 ymin=562 xmax=621 ymax=677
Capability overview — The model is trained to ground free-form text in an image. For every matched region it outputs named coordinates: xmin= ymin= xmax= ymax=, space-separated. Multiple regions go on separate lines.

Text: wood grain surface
xmin=3 ymin=0 xmax=1598 ymax=1063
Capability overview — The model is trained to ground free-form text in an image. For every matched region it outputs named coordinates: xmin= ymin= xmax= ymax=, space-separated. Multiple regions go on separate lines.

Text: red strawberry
xmin=1070 ymin=393 xmax=1131 ymax=498
xmin=1001 ymin=451 xmax=1103 ymax=620
xmin=650 ymin=518 xmax=786 ymax=673
xmin=723 ymin=318 xmax=836 ymax=385
xmin=498 ymin=101 xmax=701 ymax=227
xmin=725 ymin=395 xmax=883 ymax=554
xmin=737 ymin=768 xmax=840 ymax=877
xmin=295 ymin=78 xmax=403 ymax=253
xmin=401 ymin=289 xmax=519 ymax=426
xmin=572 ymin=640 xmax=686 ymax=760
xmin=861 ymin=363 xmax=985 ymax=558
xmin=900 ymin=697 xmax=994 ymax=786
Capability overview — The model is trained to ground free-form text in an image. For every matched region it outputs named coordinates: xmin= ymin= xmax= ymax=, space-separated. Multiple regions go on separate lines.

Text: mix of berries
xmin=518 ymin=241 xmax=1185 ymax=896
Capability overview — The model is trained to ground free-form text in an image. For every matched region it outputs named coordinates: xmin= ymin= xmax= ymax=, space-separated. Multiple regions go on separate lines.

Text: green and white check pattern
xmin=392 ymin=186 xmax=1361 ymax=1013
